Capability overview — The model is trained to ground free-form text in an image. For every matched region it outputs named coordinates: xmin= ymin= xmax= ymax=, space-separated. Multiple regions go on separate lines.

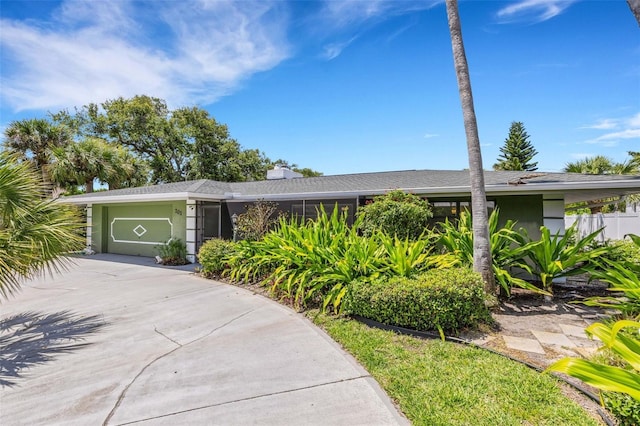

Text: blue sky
xmin=1 ymin=0 xmax=638 ymax=175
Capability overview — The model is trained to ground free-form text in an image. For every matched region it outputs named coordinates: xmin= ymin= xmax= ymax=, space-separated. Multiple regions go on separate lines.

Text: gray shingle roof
xmin=63 ymin=169 xmax=640 ymax=203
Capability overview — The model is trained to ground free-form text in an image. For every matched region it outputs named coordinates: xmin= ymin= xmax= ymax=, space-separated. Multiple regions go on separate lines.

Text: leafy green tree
xmin=293 ymin=167 xmax=323 ymax=177
xmin=52 ymin=95 xmax=317 ymax=184
xmin=2 ymin=118 xmax=72 ymax=189
xmin=445 ymin=0 xmax=495 ymax=294
xmin=493 ymin=122 xmax=538 ymax=171
xmin=357 ymin=190 xmax=432 ymax=240
xmin=270 ymin=160 xmax=323 ymax=178
xmin=0 ymin=153 xmax=84 ymax=299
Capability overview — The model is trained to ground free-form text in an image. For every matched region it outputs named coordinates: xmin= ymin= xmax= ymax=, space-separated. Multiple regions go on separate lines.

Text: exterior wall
xmin=91 ymin=201 xmax=187 ymax=257
xmin=542 ymin=194 xmax=566 ymax=236
xmin=494 ymin=195 xmax=544 ymax=239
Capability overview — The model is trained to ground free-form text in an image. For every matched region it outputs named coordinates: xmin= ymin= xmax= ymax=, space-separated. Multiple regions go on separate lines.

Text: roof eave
xmin=60 ymin=191 xmax=227 ymax=205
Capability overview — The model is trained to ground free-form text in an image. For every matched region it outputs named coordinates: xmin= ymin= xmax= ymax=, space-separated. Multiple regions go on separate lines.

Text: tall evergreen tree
xmin=493 ymin=121 xmax=538 ymax=171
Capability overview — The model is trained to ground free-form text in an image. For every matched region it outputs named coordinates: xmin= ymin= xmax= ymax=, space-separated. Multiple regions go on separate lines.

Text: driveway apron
xmin=0 ymin=256 xmax=406 ymax=425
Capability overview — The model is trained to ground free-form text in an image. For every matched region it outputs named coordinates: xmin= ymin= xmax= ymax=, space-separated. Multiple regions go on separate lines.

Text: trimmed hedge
xmin=343 ymin=268 xmax=490 ymax=333
xmin=198 ymin=238 xmax=237 ymax=277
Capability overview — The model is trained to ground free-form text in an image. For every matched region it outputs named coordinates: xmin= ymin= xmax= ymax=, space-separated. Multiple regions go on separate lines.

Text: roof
xmin=62 ymin=169 xmax=640 ymax=205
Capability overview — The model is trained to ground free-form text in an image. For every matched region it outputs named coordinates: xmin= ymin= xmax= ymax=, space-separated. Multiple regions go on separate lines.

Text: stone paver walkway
xmin=468 ymin=298 xmax=611 ymax=368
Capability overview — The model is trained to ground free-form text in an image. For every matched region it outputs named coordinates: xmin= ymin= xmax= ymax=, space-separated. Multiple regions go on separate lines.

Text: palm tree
xmin=51 ymin=137 xmax=111 ymax=193
xmin=445 ymin=0 xmax=495 ymax=294
xmin=0 ymin=153 xmax=84 ymax=299
xmin=629 ymin=0 xmax=640 ymax=26
xmin=103 ymin=146 xmax=149 ymax=190
xmin=565 ymin=155 xmax=640 ymax=212
xmin=564 ymin=155 xmax=615 ymax=175
xmin=3 ymin=119 xmax=72 ymax=191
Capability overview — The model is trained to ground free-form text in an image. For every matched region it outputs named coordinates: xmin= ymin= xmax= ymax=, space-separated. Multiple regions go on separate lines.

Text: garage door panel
xmin=110 ymin=218 xmax=173 ymax=245
xmin=106 ymin=205 xmax=173 ymax=257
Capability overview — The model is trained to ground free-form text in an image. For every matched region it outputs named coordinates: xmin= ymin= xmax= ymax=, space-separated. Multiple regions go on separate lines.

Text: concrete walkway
xmin=0 ymin=256 xmax=407 ymax=425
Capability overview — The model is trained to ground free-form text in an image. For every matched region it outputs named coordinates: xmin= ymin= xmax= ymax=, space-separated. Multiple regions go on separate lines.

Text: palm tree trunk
xmin=39 ymin=163 xmax=57 ymax=198
xmin=445 ymin=0 xmax=496 ymax=294
xmin=85 ymin=178 xmax=94 ymax=193
xmin=628 ymin=0 xmax=640 ymax=26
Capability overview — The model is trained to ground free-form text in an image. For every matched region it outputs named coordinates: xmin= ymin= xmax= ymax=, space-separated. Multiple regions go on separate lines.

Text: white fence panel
xmin=565 ymin=212 xmax=640 ymax=241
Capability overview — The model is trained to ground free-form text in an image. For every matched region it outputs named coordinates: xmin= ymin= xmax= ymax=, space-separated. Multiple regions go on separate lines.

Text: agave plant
xmin=520 ymin=224 xmax=608 ymax=294
xmin=433 ymin=209 xmax=541 ymax=296
xmin=546 ymin=319 xmax=640 ymax=401
xmin=377 ymin=232 xmax=435 ymax=278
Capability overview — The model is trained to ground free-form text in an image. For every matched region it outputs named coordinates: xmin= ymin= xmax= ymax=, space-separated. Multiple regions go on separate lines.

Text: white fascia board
xmin=61 ymin=191 xmax=227 ymax=205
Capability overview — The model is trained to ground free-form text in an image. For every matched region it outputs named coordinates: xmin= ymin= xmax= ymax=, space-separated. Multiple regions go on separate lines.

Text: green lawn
xmin=311 ymin=313 xmax=599 ymax=426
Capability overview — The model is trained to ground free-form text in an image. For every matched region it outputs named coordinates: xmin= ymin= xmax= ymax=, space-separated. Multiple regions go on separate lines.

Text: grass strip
xmin=311 ymin=312 xmax=600 ymax=426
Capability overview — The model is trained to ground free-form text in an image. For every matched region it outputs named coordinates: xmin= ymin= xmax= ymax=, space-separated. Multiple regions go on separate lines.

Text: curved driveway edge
xmin=0 ymin=256 xmax=408 ymax=425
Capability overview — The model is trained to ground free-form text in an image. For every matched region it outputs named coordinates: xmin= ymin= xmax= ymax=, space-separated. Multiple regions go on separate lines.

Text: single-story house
xmin=63 ymin=167 xmax=640 ymax=262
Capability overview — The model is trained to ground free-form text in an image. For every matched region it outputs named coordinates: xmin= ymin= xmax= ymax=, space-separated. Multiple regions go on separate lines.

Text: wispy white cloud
xmin=580 ymin=118 xmax=620 ymax=130
xmin=322 ymin=36 xmax=359 ymax=60
xmin=423 ymin=133 xmax=439 ymax=139
xmin=315 ymin=0 xmax=439 ymax=60
xmin=496 ymin=0 xmax=577 ymax=24
xmin=1 ymin=0 xmax=290 ymax=112
xmin=581 ymin=112 xmax=640 ymax=146
xmin=628 ymin=112 xmax=640 ymax=128
xmin=587 ymin=129 xmax=640 ymax=143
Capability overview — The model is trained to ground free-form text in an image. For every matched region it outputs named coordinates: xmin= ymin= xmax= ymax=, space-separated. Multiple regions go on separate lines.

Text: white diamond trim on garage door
xmin=133 ymin=225 xmax=147 ymax=237
xmin=110 ymin=218 xmax=173 ymax=245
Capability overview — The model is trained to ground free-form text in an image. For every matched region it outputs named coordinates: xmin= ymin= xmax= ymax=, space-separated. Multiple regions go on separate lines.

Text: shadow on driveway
xmin=0 ymin=311 xmax=107 ymax=387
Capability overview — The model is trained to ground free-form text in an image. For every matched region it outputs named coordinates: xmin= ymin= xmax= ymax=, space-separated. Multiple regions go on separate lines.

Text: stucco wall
xmin=91 ymin=201 xmax=186 ymax=257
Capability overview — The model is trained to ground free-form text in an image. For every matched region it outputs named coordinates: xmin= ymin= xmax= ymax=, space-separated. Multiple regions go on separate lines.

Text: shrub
xmin=227 ymin=206 xmax=384 ymax=311
xmin=592 ymin=239 xmax=640 ymax=266
xmin=603 ymin=391 xmax=640 ymax=426
xmin=198 ymin=238 xmax=236 ymax=277
xmin=343 ymin=268 xmax=491 ymax=333
xmin=235 ymin=200 xmax=283 ymax=241
xmin=156 ymin=238 xmax=189 ymax=265
xmin=357 ymin=190 xmax=432 ymax=240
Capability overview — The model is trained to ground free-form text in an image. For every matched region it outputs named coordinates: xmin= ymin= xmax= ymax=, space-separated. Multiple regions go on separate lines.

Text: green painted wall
xmin=495 ymin=195 xmax=543 ymax=239
xmin=90 ymin=201 xmax=186 ymax=257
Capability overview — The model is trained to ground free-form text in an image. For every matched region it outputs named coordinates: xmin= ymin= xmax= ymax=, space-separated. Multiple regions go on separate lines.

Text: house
xmin=63 ymin=168 xmax=640 ymax=262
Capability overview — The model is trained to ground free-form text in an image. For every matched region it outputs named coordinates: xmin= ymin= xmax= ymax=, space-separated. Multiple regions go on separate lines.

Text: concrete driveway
xmin=0 ymin=255 xmax=406 ymax=425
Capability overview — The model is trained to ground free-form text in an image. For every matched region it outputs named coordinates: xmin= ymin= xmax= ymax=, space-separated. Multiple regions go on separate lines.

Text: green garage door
xmin=106 ymin=205 xmax=173 ymax=257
